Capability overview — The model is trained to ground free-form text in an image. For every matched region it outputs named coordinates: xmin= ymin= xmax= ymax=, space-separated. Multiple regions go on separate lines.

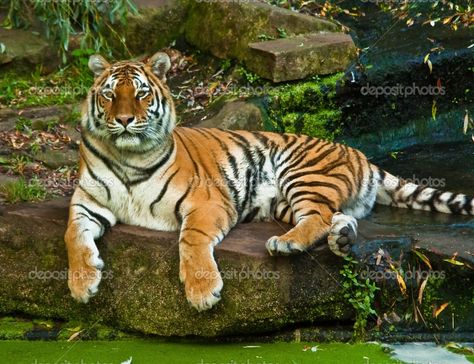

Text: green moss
xmin=0 ymin=317 xmax=33 ymax=339
xmin=267 ymin=73 xmax=344 ymax=140
xmin=0 ymin=54 xmax=93 ymax=108
xmin=0 ymin=316 xmax=132 ymax=341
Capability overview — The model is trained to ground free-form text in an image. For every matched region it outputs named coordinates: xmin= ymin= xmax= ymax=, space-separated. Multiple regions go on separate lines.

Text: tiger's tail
xmin=375 ymin=169 xmax=474 ymax=215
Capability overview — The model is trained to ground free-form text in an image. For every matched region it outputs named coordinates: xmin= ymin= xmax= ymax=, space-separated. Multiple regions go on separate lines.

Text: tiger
xmin=65 ymin=51 xmax=474 ymax=311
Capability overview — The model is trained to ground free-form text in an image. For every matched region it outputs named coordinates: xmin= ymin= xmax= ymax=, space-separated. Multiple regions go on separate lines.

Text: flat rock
xmin=0 ymin=198 xmax=352 ymax=337
xmin=0 ymin=28 xmax=58 ymax=73
xmin=248 ymin=33 xmax=357 ymax=82
xmin=33 ymin=149 xmax=79 ymax=169
xmin=198 ymin=101 xmax=264 ymax=131
xmin=0 ymin=105 xmax=78 ymax=132
xmin=2 ymin=195 xmax=474 ymax=336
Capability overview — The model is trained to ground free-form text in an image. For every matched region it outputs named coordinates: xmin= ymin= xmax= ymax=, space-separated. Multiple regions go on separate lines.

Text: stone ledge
xmin=2 ymin=198 xmax=474 ymax=336
xmin=248 ymin=33 xmax=357 ymax=82
xmin=0 ymin=198 xmax=353 ymax=337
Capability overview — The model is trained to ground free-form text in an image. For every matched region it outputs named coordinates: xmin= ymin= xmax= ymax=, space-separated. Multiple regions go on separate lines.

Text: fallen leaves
xmin=417 ymin=278 xmax=428 ymax=305
xmin=444 ymin=252 xmax=465 ymax=266
xmin=433 ymin=302 xmax=449 ymax=318
xmin=413 ymin=250 xmax=432 ymax=270
xmin=67 ymin=329 xmax=84 ymax=342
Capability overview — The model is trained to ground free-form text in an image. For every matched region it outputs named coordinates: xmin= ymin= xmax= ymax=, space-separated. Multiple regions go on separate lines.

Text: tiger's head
xmin=83 ymin=52 xmax=175 ymax=153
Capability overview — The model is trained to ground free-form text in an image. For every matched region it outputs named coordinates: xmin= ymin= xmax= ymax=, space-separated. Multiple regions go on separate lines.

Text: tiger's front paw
xmin=68 ymin=247 xmax=104 ymax=303
xmin=265 ymin=236 xmax=305 ymax=256
xmin=328 ymin=212 xmax=357 ymax=257
xmin=180 ymin=259 xmax=223 ymax=311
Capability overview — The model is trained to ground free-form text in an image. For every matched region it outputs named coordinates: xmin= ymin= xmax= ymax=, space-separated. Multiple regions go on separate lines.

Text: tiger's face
xmin=84 ymin=52 xmax=175 ymax=153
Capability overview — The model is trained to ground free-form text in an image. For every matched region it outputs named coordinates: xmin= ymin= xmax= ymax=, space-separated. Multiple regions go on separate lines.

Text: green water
xmin=0 ymin=340 xmax=400 ymax=364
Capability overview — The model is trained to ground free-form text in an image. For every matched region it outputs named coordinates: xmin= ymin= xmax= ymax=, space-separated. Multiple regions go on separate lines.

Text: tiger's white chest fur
xmin=79 ymin=158 xmax=181 ymax=232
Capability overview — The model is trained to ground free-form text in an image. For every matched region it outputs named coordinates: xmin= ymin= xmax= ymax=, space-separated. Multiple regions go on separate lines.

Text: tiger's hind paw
xmin=265 ymin=236 xmax=305 ymax=256
xmin=328 ymin=212 xmax=357 ymax=257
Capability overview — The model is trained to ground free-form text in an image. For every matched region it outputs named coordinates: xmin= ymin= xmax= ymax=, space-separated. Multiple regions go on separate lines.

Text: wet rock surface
xmin=334 ymin=4 xmax=474 ymax=157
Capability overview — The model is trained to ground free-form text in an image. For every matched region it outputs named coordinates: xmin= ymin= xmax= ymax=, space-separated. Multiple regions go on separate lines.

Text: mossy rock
xmin=267 ymin=73 xmax=345 ymax=140
xmin=0 ymin=28 xmax=58 ymax=73
xmin=184 ymin=1 xmax=339 ymax=63
xmin=110 ymin=0 xmax=190 ymax=56
xmin=0 ymin=198 xmax=352 ymax=337
xmin=0 ymin=316 xmax=33 ymax=340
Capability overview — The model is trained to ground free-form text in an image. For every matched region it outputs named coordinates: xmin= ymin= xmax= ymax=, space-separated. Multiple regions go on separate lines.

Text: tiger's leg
xmin=270 ymin=200 xmax=358 ymax=256
xmin=266 ymin=200 xmax=334 ymax=255
xmin=65 ymin=188 xmax=116 ymax=302
xmin=178 ymin=204 xmax=235 ymax=311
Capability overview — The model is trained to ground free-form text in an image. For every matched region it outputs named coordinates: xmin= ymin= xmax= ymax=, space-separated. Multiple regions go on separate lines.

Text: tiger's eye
xmin=102 ymin=90 xmax=114 ymax=99
xmin=136 ymin=90 xmax=148 ymax=99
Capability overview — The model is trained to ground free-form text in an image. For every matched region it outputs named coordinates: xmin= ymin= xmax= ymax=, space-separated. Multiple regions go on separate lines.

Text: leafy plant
xmin=7 ymin=154 xmax=30 ymax=175
xmin=257 ymin=33 xmax=275 ymax=41
xmin=30 ymin=141 xmax=40 ymax=154
xmin=340 ymin=257 xmax=380 ymax=341
xmin=237 ymin=66 xmax=261 ymax=84
xmin=1 ymin=0 xmax=138 ymax=62
xmin=0 ymin=177 xmax=46 ymax=203
xmin=219 ymin=59 xmax=232 ymax=73
xmin=15 ymin=116 xmax=32 ymax=132
xmin=277 ymin=27 xmax=288 ymax=38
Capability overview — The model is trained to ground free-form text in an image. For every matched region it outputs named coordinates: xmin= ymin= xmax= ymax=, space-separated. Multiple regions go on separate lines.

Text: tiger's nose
xmin=115 ymin=114 xmax=135 ymax=126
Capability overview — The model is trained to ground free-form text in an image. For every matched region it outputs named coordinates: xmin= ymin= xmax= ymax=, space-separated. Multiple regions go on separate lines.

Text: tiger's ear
xmin=147 ymin=52 xmax=171 ymax=82
xmin=88 ymin=55 xmax=110 ymax=78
